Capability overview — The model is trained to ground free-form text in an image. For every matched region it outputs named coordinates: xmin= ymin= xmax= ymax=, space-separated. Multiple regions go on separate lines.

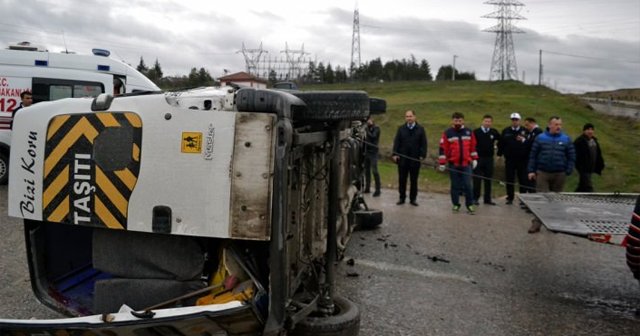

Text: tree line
xmin=352 ymin=55 xmax=433 ymax=82
xmin=136 ymin=55 xmax=475 ymax=89
xmin=302 ymin=55 xmax=475 ymax=84
xmin=136 ymin=57 xmax=215 ymax=90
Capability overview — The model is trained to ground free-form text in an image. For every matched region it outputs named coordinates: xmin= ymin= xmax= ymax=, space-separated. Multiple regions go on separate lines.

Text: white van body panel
xmin=9 ymin=93 xmax=276 ymax=240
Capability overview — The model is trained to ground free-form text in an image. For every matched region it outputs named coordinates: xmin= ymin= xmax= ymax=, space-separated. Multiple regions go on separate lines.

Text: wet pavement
xmin=337 ymin=189 xmax=640 ymax=335
xmin=0 ymin=185 xmax=61 ymax=319
xmin=1 ymin=185 xmax=639 ymax=335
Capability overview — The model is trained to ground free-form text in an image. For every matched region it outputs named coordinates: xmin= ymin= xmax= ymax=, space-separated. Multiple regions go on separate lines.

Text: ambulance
xmin=0 ymin=41 xmax=160 ymax=184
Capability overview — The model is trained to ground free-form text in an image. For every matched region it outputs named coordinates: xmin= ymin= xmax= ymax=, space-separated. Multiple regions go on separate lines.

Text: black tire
xmin=369 ymin=97 xmax=386 ymax=115
xmin=234 ymin=88 xmax=374 ymax=122
xmin=354 ymin=209 xmax=383 ymax=230
xmin=291 ymin=296 xmax=360 ymax=336
xmin=0 ymin=152 xmax=8 ymax=185
xmin=291 ymin=91 xmax=370 ymax=121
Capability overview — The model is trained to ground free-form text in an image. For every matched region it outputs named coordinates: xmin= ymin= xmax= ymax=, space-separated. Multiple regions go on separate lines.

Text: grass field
xmin=306 ymin=80 xmax=640 ymax=195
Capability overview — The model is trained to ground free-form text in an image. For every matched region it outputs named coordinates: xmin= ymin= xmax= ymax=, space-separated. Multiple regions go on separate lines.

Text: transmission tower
xmin=237 ymin=42 xmax=268 ymax=76
xmin=482 ymin=0 xmax=526 ymax=81
xmin=280 ymin=43 xmax=309 ymax=80
xmin=350 ymin=5 xmax=361 ymax=77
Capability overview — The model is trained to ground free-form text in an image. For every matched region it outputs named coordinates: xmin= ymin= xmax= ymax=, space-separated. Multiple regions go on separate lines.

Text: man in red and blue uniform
xmin=439 ymin=112 xmax=479 ymax=213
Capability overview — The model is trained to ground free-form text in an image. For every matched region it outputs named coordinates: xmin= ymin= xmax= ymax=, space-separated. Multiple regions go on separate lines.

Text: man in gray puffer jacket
xmin=527 ymin=116 xmax=576 ymax=192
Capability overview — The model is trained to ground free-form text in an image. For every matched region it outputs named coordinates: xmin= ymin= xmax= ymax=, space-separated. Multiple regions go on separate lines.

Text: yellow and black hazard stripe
xmin=43 ymin=112 xmax=142 ymax=229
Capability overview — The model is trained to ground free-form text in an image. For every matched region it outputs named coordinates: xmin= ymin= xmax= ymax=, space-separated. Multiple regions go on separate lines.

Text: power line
xmin=518 ymin=19 xmax=640 ymax=36
xmin=529 ymin=0 xmax=636 ymax=4
xmin=542 ymin=49 xmax=640 ymax=64
xmin=358 ymin=138 xmax=540 ymax=192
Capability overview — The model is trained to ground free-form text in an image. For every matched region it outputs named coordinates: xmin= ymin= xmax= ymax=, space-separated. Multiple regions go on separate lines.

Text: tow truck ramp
xmin=519 ymin=193 xmax=639 ymax=244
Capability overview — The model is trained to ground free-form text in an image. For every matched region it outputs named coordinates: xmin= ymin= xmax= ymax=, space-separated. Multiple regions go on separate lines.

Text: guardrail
xmin=580 ymin=98 xmax=640 ymax=119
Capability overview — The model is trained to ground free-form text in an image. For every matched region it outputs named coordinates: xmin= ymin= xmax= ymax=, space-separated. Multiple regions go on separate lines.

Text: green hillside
xmin=305 ymin=80 xmax=640 ymax=194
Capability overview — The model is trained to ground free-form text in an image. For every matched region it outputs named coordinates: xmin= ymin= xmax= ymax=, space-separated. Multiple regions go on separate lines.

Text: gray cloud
xmin=249 ymin=10 xmax=284 ymax=22
xmin=1 ymin=1 xmax=637 ymax=93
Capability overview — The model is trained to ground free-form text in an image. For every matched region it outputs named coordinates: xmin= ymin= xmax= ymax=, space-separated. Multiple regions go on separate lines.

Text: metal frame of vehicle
xmin=2 ymin=87 xmax=385 ymax=335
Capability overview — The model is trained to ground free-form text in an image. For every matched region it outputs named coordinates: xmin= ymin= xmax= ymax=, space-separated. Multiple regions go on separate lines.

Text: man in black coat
xmin=574 ymin=123 xmax=605 ymax=192
xmin=392 ymin=110 xmax=427 ymax=206
xmin=364 ymin=116 xmax=381 ymax=196
xmin=497 ymin=112 xmax=530 ymax=204
xmin=521 ymin=117 xmax=543 ymax=203
xmin=10 ymin=91 xmax=33 ymax=129
xmin=472 ymin=114 xmax=501 ymax=205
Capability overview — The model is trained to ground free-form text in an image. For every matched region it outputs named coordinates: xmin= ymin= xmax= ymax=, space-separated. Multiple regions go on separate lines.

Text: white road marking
xmin=352 ymin=258 xmax=475 ymax=283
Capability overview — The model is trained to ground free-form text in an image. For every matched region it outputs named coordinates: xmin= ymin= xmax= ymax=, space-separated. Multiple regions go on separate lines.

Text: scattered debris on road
xmin=426 ymin=255 xmax=450 ymax=263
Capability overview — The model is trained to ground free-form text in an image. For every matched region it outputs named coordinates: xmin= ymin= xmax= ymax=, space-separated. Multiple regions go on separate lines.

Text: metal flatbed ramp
xmin=519 ymin=193 xmax=638 ymax=244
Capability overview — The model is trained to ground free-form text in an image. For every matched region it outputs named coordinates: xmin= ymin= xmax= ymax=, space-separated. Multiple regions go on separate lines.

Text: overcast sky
xmin=1 ymin=0 xmax=638 ymax=93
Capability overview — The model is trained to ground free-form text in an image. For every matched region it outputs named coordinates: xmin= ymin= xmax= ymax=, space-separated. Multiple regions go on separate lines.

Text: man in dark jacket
xmin=497 ymin=113 xmax=530 ymax=204
xmin=524 ymin=117 xmax=543 ymax=143
xmin=574 ymin=123 xmax=605 ymax=192
xmin=10 ymin=91 xmax=33 ymax=129
xmin=523 ymin=117 xmax=543 ymax=198
xmin=472 ymin=114 xmax=500 ymax=205
xmin=364 ymin=116 xmax=381 ymax=196
xmin=392 ymin=110 xmax=427 ymax=206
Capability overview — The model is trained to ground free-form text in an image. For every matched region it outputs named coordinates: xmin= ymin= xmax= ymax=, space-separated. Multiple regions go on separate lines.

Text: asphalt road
xmin=337 ymin=190 xmax=640 ymax=336
xmin=1 ymin=185 xmax=639 ymax=335
xmin=0 ymin=185 xmax=62 ymax=319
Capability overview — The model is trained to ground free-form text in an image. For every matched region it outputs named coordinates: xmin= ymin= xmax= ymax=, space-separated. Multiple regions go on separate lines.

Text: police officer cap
xmin=510 ymin=112 xmax=521 ymax=120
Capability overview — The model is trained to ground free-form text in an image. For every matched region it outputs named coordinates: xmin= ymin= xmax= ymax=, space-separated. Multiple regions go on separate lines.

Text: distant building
xmin=218 ymin=72 xmax=268 ymax=89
